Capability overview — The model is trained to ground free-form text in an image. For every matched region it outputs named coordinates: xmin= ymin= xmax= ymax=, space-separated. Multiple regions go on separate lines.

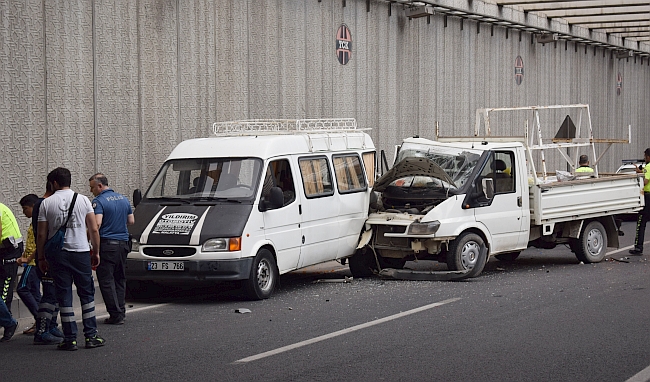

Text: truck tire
xmin=447 ymin=232 xmax=487 ymax=278
xmin=348 ymin=249 xmax=377 ymax=278
xmin=243 ymin=248 xmax=278 ymax=300
xmin=574 ymin=221 xmax=607 ymax=263
xmin=495 ymin=251 xmax=520 ymax=262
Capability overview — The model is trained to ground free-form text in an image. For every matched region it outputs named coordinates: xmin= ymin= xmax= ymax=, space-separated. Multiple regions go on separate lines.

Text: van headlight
xmin=202 ymin=237 xmax=242 ymax=252
xmin=408 ymin=221 xmax=440 ymax=235
xmin=131 ymin=238 xmax=140 ymax=252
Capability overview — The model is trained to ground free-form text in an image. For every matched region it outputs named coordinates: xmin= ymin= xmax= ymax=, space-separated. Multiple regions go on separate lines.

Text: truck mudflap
xmin=378 ymin=268 xmax=470 ymax=281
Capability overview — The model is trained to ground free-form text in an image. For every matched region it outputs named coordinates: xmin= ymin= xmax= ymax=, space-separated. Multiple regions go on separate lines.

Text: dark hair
xmin=644 ymin=148 xmax=650 ymax=157
xmin=46 ymin=181 xmax=53 ymax=193
xmin=89 ymin=173 xmax=109 ymax=187
xmin=19 ymin=194 xmax=39 ymax=207
xmin=47 ymin=167 xmax=72 ymax=188
xmin=579 ymin=155 xmax=589 ymax=165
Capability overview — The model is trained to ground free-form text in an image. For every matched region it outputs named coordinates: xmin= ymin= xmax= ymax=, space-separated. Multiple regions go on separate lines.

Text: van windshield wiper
xmin=144 ymin=197 xmax=190 ymax=205
xmin=188 ymin=197 xmax=242 ymax=204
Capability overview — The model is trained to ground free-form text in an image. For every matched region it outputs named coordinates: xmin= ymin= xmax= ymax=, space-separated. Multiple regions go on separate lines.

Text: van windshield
xmin=145 ymin=158 xmax=263 ymax=201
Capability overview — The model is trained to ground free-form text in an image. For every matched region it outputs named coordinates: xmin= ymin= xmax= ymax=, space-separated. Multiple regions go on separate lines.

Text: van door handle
xmin=517 ymin=196 xmax=522 ymax=207
xmin=299 ymin=204 xmax=302 ymax=214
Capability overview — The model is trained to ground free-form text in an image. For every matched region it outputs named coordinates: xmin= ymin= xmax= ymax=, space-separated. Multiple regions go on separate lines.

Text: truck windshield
xmin=145 ymin=158 xmax=263 ymax=201
xmin=397 ymin=143 xmax=482 ymax=189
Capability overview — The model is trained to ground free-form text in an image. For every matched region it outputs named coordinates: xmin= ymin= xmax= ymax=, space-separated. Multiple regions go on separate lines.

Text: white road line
xmin=232 ymin=297 xmax=462 ymax=364
xmin=626 ymin=364 xmax=650 ymax=382
xmin=606 ymin=241 xmax=650 ymax=256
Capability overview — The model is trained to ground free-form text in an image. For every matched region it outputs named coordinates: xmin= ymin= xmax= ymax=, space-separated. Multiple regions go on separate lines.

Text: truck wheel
xmin=447 ymin=232 xmax=487 ymax=278
xmin=243 ymin=249 xmax=278 ymax=300
xmin=348 ymin=249 xmax=377 ymax=278
xmin=495 ymin=251 xmax=520 ymax=262
xmin=574 ymin=221 xmax=607 ymax=263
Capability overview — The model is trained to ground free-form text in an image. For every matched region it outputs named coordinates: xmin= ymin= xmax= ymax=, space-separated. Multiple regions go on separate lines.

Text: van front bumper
xmin=125 ymin=258 xmax=253 ymax=281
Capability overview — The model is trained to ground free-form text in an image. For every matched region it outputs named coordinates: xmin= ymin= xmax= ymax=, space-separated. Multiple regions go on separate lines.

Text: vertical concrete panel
xmin=248 ymin=0 xmax=279 ymax=118
xmin=320 ymin=1 xmax=334 ymax=117
xmin=94 ymin=0 xmax=140 ymax=194
xmin=364 ymin=0 xmax=380 ymax=144
xmin=304 ymin=0 xmax=324 ymax=117
xmin=179 ymin=0 xmax=216 ymax=140
xmin=419 ymin=17 xmax=437 ymax=139
xmin=353 ymin=0 xmax=370 ymax=133
xmin=377 ymin=3 xmax=399 ymax=164
xmin=0 ymin=0 xmax=46 ymax=205
xmin=139 ymin=0 xmax=178 ymax=186
xmin=278 ymin=0 xmax=305 ymax=118
xmin=399 ymin=12 xmax=417 ymax=139
xmin=215 ymin=0 xmax=248 ymax=121
xmin=45 ymin=0 xmax=94 ymax=191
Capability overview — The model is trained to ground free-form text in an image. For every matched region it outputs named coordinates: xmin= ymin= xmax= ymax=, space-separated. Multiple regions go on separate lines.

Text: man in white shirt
xmin=36 ymin=167 xmax=105 ymax=351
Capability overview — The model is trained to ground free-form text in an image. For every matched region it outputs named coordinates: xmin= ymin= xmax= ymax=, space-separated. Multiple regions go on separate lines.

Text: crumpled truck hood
xmin=373 ymin=157 xmax=456 ymax=192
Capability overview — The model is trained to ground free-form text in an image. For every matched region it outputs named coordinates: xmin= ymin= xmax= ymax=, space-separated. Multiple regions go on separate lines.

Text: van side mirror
xmin=260 ymin=187 xmax=284 ymax=212
xmin=481 ymin=178 xmax=494 ymax=200
xmin=133 ymin=189 xmax=142 ymax=208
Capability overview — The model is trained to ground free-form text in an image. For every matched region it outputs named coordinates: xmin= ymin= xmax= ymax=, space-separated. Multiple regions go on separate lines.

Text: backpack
xmin=44 ymin=193 xmax=77 ymax=256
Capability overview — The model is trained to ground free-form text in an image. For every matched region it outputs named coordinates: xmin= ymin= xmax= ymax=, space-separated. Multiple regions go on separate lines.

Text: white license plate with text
xmin=147 ymin=261 xmax=185 ymax=271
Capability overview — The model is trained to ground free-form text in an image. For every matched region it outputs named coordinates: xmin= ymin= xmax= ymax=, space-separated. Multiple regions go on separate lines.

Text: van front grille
xmin=143 ymin=247 xmax=196 ymax=257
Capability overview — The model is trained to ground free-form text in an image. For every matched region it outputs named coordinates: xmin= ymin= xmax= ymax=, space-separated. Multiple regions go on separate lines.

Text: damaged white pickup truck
xmin=349 ymin=105 xmax=644 ymax=280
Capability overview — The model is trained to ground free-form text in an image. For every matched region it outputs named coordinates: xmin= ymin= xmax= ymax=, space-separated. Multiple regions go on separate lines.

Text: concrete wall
xmin=1 ymin=0 xmax=649 ymax=231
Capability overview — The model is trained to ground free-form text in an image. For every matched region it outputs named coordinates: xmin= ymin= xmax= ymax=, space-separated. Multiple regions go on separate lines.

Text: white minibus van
xmin=126 ymin=119 xmax=375 ymax=299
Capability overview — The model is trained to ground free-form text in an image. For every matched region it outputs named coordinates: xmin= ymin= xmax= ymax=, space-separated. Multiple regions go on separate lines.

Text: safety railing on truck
xmin=212 ymin=118 xmax=367 ymax=136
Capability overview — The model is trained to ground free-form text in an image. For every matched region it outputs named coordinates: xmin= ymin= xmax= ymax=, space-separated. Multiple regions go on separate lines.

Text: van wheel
xmin=348 ymin=249 xmax=377 ymax=278
xmin=574 ymin=221 xmax=607 ymax=263
xmin=243 ymin=249 xmax=278 ymax=300
xmin=447 ymin=232 xmax=487 ymax=278
xmin=495 ymin=251 xmax=520 ymax=262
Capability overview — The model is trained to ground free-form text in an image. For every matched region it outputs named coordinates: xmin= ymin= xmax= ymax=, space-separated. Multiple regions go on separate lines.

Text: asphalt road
xmin=3 ymin=221 xmax=650 ymax=382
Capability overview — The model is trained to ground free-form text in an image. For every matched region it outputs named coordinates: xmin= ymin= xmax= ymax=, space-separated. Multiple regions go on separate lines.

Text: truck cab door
xmin=474 ymin=150 xmax=527 ymax=252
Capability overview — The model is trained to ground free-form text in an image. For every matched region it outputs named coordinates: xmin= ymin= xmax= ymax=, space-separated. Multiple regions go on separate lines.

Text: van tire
xmin=243 ymin=249 xmax=278 ymax=300
xmin=446 ymin=232 xmax=487 ymax=278
xmin=348 ymin=249 xmax=376 ymax=278
xmin=574 ymin=221 xmax=607 ymax=263
xmin=495 ymin=251 xmax=520 ymax=262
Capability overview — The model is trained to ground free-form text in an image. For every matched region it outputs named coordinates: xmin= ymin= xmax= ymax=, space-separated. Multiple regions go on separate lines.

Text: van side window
xmin=299 ymin=157 xmax=334 ymax=198
xmin=261 ymin=159 xmax=296 ymax=207
xmin=362 ymin=152 xmax=376 ymax=187
xmin=332 ymin=154 xmax=367 ymax=194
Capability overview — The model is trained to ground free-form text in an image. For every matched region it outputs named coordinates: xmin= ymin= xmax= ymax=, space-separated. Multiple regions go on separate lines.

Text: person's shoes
xmin=57 ymin=340 xmax=78 ymax=351
xmin=0 ymin=322 xmax=18 ymax=342
xmin=85 ymin=334 xmax=106 ymax=349
xmin=48 ymin=326 xmax=64 ymax=338
xmin=34 ymin=332 xmax=64 ymax=345
xmin=104 ymin=316 xmax=124 ymax=325
xmin=23 ymin=323 xmax=36 ymax=335
xmin=629 ymin=248 xmax=644 ymax=255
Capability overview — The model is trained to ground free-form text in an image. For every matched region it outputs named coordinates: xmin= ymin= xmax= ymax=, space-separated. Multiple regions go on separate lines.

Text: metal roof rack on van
xmin=212 ymin=118 xmax=369 ymax=136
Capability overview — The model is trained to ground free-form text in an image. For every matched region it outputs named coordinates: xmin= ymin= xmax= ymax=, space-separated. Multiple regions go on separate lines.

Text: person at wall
xmin=575 ymin=155 xmax=595 ymax=173
xmin=37 ymin=167 xmax=105 ymax=351
xmin=89 ymin=173 xmax=134 ymax=325
xmin=17 ymin=194 xmax=43 ymax=335
xmin=0 ymin=201 xmax=24 ymax=316
xmin=630 ymin=148 xmax=650 ymax=256
xmin=32 ymin=182 xmax=64 ymax=345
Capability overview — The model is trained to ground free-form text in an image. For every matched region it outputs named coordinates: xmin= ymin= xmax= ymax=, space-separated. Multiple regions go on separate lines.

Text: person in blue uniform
xmin=89 ymin=173 xmax=134 ymax=325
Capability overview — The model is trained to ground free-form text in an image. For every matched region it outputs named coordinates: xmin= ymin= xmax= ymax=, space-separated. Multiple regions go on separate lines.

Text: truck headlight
xmin=408 ymin=221 xmax=440 ymax=235
xmin=202 ymin=237 xmax=242 ymax=252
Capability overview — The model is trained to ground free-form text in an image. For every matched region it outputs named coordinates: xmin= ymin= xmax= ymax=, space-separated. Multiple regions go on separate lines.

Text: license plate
xmin=147 ymin=261 xmax=185 ymax=271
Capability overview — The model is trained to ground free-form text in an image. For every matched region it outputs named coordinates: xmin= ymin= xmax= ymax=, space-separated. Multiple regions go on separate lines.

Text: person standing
xmin=17 ymin=194 xmax=43 ymax=335
xmin=32 ymin=182 xmax=64 ymax=345
xmin=37 ymin=167 xmax=105 ymax=350
xmin=630 ymin=148 xmax=650 ymax=255
xmin=0 ymin=201 xmax=23 ymax=316
xmin=0 ymin=202 xmax=21 ymax=343
xmin=89 ymin=173 xmax=134 ymax=325
xmin=575 ymin=154 xmax=595 ymax=173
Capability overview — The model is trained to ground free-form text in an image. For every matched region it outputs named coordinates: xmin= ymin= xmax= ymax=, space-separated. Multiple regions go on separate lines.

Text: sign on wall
xmin=336 ymin=24 xmax=352 ymax=65
xmin=515 ymin=56 xmax=524 ymax=85
xmin=617 ymin=72 xmax=622 ymax=96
